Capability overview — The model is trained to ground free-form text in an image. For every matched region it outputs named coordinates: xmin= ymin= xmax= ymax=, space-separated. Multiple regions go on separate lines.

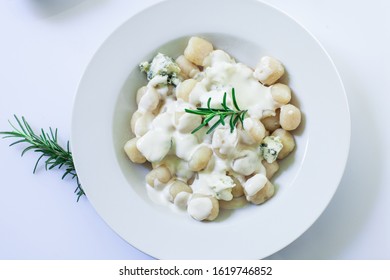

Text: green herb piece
xmin=0 ymin=115 xmax=84 ymax=201
xmin=185 ymin=88 xmax=248 ymax=134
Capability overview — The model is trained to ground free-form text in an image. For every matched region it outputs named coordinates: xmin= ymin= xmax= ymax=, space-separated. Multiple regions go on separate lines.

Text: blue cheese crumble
xmin=260 ymin=136 xmax=283 ymax=163
xmin=139 ymin=53 xmax=181 ymax=86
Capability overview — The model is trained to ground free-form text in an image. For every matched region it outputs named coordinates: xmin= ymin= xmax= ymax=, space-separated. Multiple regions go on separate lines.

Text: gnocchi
xmin=280 ymin=104 xmax=302 ymax=131
xmin=124 ymin=138 xmax=146 ymax=164
xmin=169 ymin=180 xmax=192 ymax=202
xmin=145 ymin=166 xmax=171 ymax=188
xmin=184 ymin=36 xmax=214 ymax=66
xmin=124 ymin=37 xmax=303 ymax=222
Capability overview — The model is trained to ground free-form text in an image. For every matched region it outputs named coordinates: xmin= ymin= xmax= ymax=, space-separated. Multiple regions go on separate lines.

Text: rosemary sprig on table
xmin=0 ymin=115 xmax=85 ymax=201
xmin=185 ymin=88 xmax=247 ymax=134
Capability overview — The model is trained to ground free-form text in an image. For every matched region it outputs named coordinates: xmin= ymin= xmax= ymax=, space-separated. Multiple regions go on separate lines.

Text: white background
xmin=0 ymin=0 xmax=389 ymax=259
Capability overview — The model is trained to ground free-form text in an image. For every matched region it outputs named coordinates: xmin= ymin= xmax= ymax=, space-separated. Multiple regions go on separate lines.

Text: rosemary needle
xmin=0 ymin=115 xmax=85 ymax=201
xmin=185 ymin=88 xmax=247 ymax=134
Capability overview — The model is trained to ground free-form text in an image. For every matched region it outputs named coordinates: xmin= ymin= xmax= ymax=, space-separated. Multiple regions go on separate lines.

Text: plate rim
xmin=71 ymin=0 xmax=351 ymax=259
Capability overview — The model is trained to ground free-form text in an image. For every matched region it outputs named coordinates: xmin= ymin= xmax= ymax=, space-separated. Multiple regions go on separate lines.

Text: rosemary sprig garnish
xmin=185 ymin=88 xmax=247 ymax=134
xmin=0 ymin=115 xmax=85 ymax=201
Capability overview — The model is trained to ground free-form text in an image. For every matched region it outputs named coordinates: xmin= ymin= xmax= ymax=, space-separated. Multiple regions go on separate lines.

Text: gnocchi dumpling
xmin=231 ymin=151 xmax=258 ymax=176
xmin=146 ymin=166 xmax=172 ymax=188
xmin=229 ymin=174 xmax=245 ymax=198
xmin=130 ymin=111 xmax=142 ymax=134
xmin=176 ymin=113 xmax=202 ymax=134
xmin=262 ymin=160 xmax=279 ymax=179
xmin=243 ymin=174 xmax=275 ymax=204
xmin=253 ymin=56 xmax=285 ymax=85
xmin=261 ymin=109 xmax=281 ymax=132
xmin=169 ymin=180 xmax=192 ymax=202
xmin=271 ymin=128 xmax=295 ymax=159
xmin=184 ymin=36 xmax=214 ymax=66
xmin=244 ymin=118 xmax=266 ymax=145
xmin=189 ymin=146 xmax=213 ymax=172
xmin=138 ymin=87 xmax=160 ymax=113
xmin=219 ymin=196 xmax=248 ymax=210
xmin=175 ymin=78 xmax=197 ymax=102
xmin=124 ymin=138 xmax=146 ymax=164
xmin=137 ymin=130 xmax=172 ymax=162
xmin=280 ymin=104 xmax=302 ymax=131
xmin=136 ymin=86 xmax=147 ymax=105
xmin=247 ymin=180 xmax=275 ymax=205
xmin=187 ymin=194 xmax=219 ymax=221
xmin=133 ymin=112 xmax=154 ymax=137
xmin=175 ymin=55 xmax=200 ymax=78
xmin=270 ymin=83 xmax=291 ymax=105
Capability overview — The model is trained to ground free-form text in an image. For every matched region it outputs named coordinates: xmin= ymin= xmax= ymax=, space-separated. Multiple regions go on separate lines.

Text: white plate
xmin=71 ymin=0 xmax=350 ymax=259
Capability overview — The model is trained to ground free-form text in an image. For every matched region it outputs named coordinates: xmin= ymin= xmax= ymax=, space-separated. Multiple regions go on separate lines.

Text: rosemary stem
xmin=185 ymin=88 xmax=247 ymax=134
xmin=0 ymin=115 xmax=85 ymax=201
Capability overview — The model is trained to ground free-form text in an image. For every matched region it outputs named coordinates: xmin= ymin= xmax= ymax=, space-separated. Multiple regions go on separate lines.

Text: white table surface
xmin=1 ymin=0 xmax=389 ymax=260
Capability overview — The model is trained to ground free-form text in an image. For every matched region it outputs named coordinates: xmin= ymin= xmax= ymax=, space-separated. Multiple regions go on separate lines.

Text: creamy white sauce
xmin=244 ymin=174 xmax=268 ymax=197
xmin=196 ymin=51 xmax=276 ymax=119
xmin=173 ymin=132 xmax=199 ymax=161
xmin=187 ymin=197 xmax=213 ymax=221
xmin=231 ymin=149 xmax=261 ymax=176
xmin=134 ymin=112 xmax=154 ymax=137
xmin=138 ymin=87 xmax=159 ymax=113
xmin=145 ymin=181 xmax=172 ymax=207
xmin=136 ymin=130 xmax=171 ymax=162
xmin=133 ymin=49 xmax=280 ymax=219
xmin=253 ymin=56 xmax=273 ymax=81
xmin=190 ymin=171 xmax=234 ymax=201
xmin=211 ymin=127 xmax=238 ymax=155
